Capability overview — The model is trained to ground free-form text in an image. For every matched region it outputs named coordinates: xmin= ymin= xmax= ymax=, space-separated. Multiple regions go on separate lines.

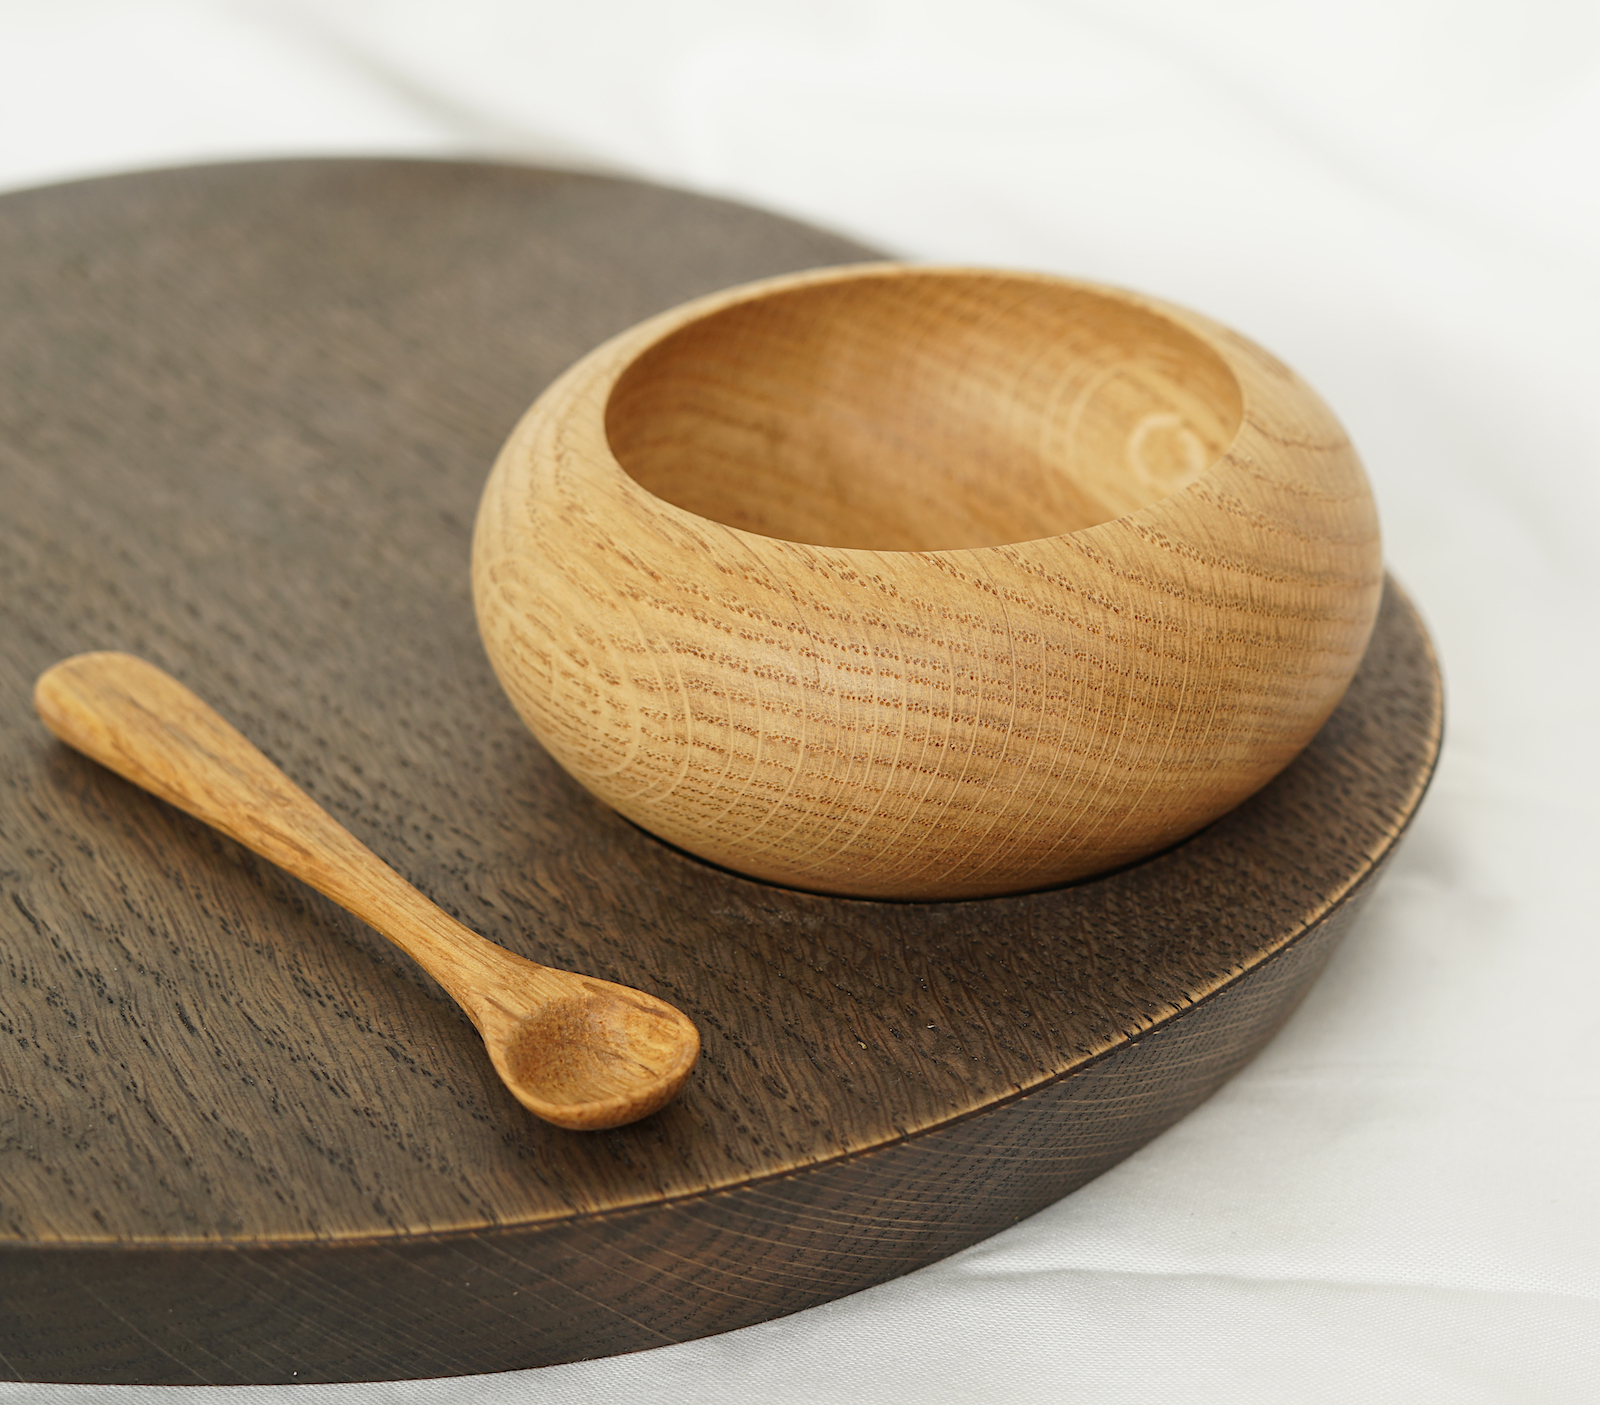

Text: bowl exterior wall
xmin=473 ymin=268 xmax=1383 ymax=898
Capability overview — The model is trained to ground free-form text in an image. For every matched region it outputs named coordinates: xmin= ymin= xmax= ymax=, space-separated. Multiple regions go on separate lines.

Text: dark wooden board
xmin=0 ymin=159 xmax=1443 ymax=1384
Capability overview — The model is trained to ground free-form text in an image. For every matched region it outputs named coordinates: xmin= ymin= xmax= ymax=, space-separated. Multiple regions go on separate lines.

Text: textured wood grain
xmin=475 ymin=267 xmax=1383 ymax=899
xmin=0 ymin=159 xmax=1441 ymax=1384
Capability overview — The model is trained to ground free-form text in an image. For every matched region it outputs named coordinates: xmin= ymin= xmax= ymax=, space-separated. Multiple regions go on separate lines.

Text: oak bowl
xmin=472 ymin=265 xmax=1382 ymax=899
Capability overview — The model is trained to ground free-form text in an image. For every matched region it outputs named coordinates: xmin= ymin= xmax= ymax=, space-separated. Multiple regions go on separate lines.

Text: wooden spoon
xmin=33 ymin=651 xmax=700 ymax=1131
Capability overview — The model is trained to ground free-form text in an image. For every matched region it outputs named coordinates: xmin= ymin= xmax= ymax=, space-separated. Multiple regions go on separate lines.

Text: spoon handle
xmin=34 ymin=651 xmax=539 ymax=1012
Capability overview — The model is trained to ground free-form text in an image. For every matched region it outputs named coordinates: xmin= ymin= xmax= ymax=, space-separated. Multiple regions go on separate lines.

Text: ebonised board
xmin=0 ymin=159 xmax=1443 ymax=1384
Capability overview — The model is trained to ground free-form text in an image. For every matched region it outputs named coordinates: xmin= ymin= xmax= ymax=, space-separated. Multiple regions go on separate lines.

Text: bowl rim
xmin=546 ymin=261 xmax=1295 ymax=560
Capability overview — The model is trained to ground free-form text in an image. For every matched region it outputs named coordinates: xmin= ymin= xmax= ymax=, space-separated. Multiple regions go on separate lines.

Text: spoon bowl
xmin=491 ymin=980 xmax=700 ymax=1128
xmin=33 ymin=651 xmax=699 ymax=1131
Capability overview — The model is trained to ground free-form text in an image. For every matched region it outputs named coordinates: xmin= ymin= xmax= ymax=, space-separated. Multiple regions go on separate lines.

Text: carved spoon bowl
xmin=473 ymin=265 xmax=1382 ymax=899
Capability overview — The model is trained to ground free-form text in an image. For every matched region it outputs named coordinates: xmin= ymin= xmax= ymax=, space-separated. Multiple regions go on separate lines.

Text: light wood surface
xmin=33 ymin=652 xmax=699 ymax=1130
xmin=474 ymin=266 xmax=1384 ymax=899
xmin=0 ymin=160 xmax=1440 ymax=1384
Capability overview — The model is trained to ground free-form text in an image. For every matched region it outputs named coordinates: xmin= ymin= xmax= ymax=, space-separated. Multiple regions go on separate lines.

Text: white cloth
xmin=2 ymin=2 xmax=1597 ymax=1400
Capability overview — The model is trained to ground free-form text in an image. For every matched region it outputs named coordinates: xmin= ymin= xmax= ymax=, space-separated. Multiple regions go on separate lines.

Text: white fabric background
xmin=2 ymin=2 xmax=1598 ymax=1400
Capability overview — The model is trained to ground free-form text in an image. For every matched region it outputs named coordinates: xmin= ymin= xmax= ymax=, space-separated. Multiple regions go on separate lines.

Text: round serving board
xmin=0 ymin=160 xmax=1442 ymax=1385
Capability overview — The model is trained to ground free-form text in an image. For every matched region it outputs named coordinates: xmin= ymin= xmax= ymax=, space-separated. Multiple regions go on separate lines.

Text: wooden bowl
xmin=473 ymin=265 xmax=1383 ymax=899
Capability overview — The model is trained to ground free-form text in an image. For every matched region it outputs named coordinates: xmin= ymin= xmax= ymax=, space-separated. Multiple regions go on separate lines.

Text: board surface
xmin=0 ymin=159 xmax=1442 ymax=1384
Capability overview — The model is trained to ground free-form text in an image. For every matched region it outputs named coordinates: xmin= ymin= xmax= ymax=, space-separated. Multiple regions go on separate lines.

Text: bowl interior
xmin=605 ymin=271 xmax=1243 ymax=551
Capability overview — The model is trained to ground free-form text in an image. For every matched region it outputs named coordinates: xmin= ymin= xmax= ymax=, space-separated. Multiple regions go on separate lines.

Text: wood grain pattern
xmin=0 ymin=159 xmax=1441 ymax=1384
xmin=475 ymin=267 xmax=1384 ymax=899
xmin=33 ymin=652 xmax=699 ymax=1130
